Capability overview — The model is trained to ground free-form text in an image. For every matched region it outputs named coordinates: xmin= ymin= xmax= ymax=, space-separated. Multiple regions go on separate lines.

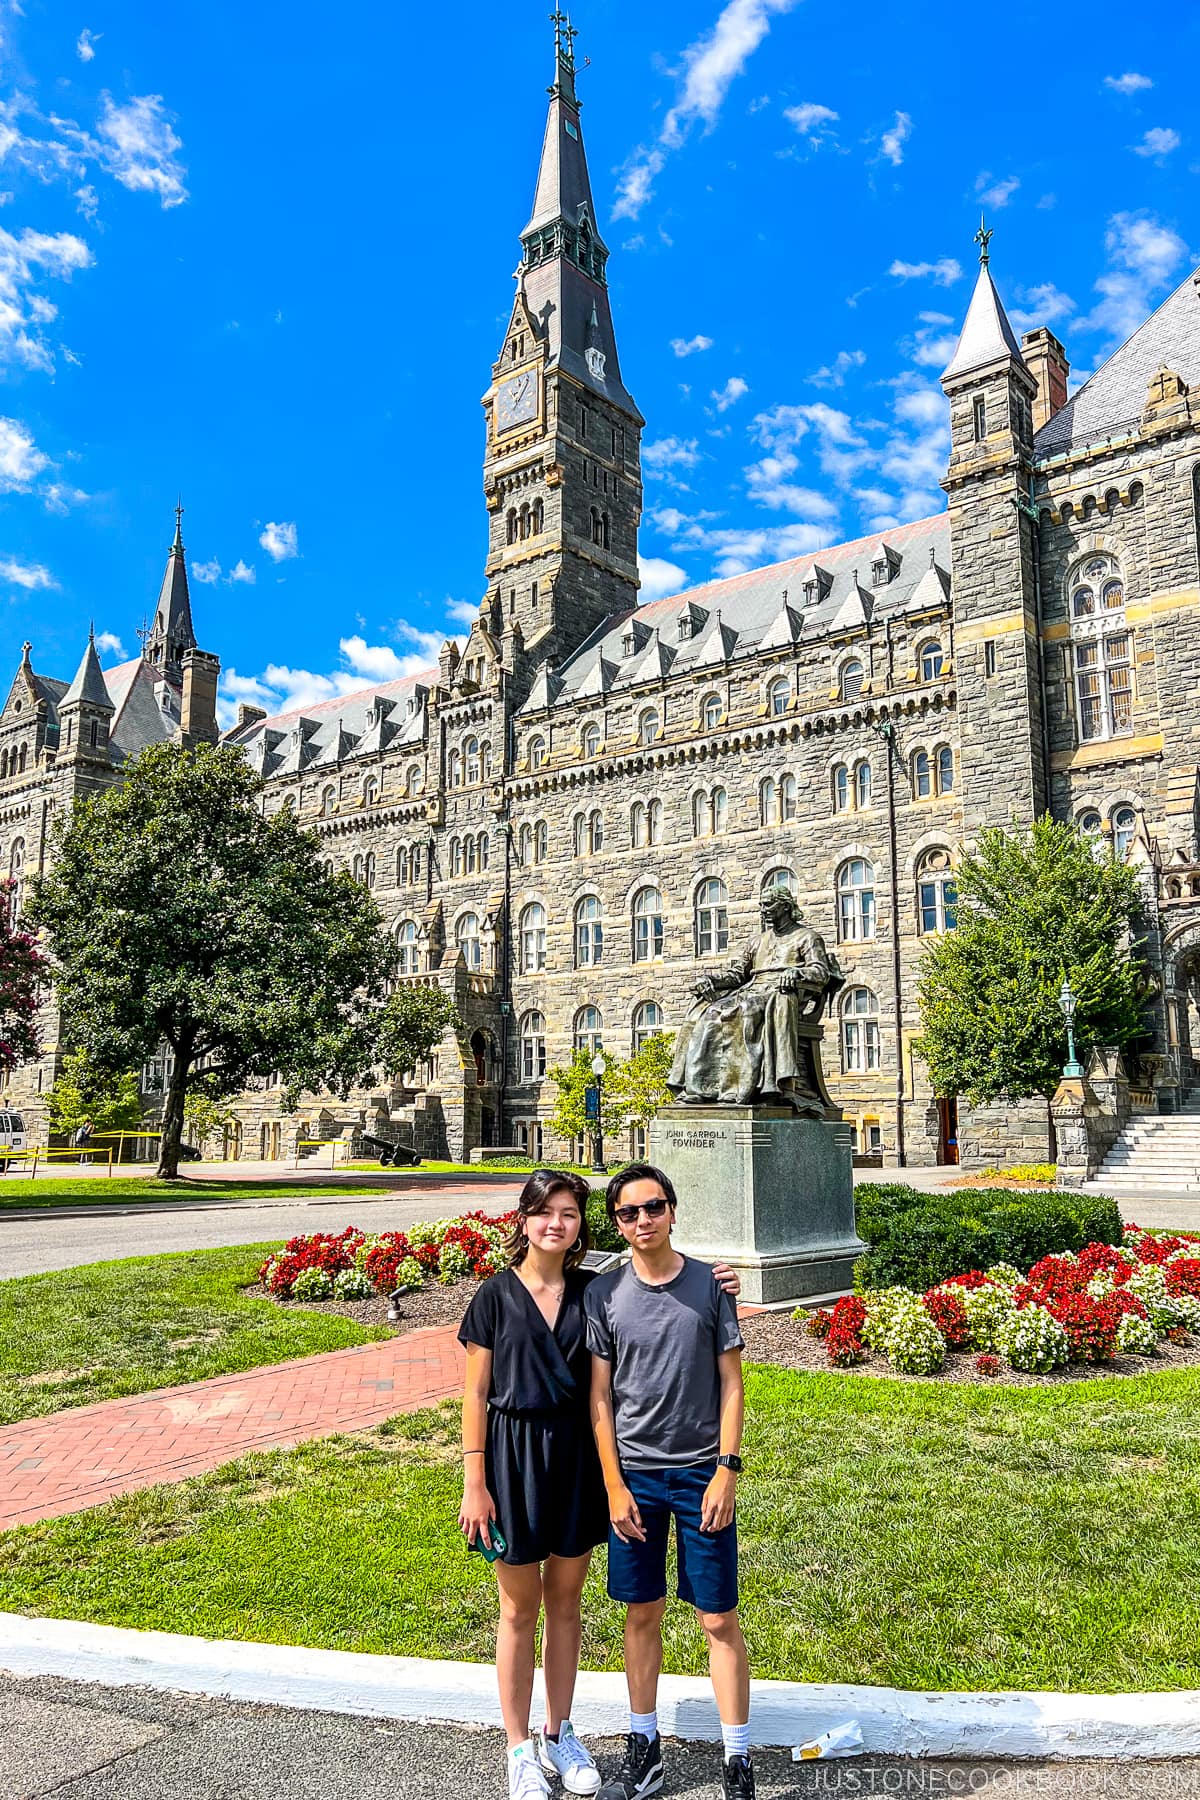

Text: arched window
xmin=913 ymin=750 xmax=932 ymax=799
xmin=767 ymin=676 xmax=790 ymax=718
xmin=574 ymin=1006 xmax=604 ymax=1055
xmin=838 ymin=859 xmax=877 ymax=942
xmin=321 ymin=786 xmax=336 ymax=818
xmin=0 ymin=750 xmax=8 ymax=779
xmin=507 ymin=508 xmax=518 ymax=546
xmin=456 ymin=912 xmax=482 ymax=972
xmin=573 ymin=813 xmax=586 ymax=857
xmin=352 ymin=853 xmax=365 ymax=883
xmin=450 ymin=836 xmax=464 ymax=877
xmin=759 ymin=776 xmax=777 ymax=827
xmin=395 ymin=919 xmax=419 ymax=976
xmin=396 ymin=845 xmax=410 ymax=886
xmin=18 ymin=744 xmax=26 ymax=773
xmin=1069 ymin=554 xmax=1131 ymax=743
xmin=917 ymin=847 xmax=957 ymax=934
xmin=633 ymin=798 xmax=663 ymax=846
xmin=478 ymin=831 xmax=491 ymax=871
xmin=649 ymin=799 xmax=663 ymax=845
xmin=712 ymin=788 xmax=728 ymax=834
xmin=412 ymin=844 xmax=423 ymax=884
xmin=1079 ymin=809 xmax=1102 ymax=838
xmin=8 ymin=837 xmax=24 ymax=920
xmin=840 ymin=658 xmax=865 ymax=701
xmin=465 ymin=835 xmax=478 ymax=875
xmin=575 ymin=895 xmax=604 ymax=968
xmin=854 ymin=760 xmax=872 ymax=809
xmin=1113 ymin=806 xmax=1137 ymax=861
xmin=833 ymin=764 xmax=850 ymax=813
xmin=762 ymin=865 xmax=798 ymax=899
xmin=841 ymin=988 xmax=881 ymax=1073
xmin=405 ymin=765 xmax=422 ymax=796
xmin=518 ymin=823 xmax=533 ymax=866
xmin=521 ymin=902 xmax=547 ymax=972
xmin=532 ymin=497 xmax=544 ymax=534
xmin=448 ymin=749 xmax=462 ymax=788
xmin=638 ymin=708 xmax=660 ymax=747
xmin=587 ymin=809 xmax=603 ymax=855
xmin=919 ymin=640 xmax=945 ymax=682
xmin=701 ymin=692 xmax=723 ymax=730
xmin=520 ymin=1011 xmax=547 ymax=1081
xmin=601 ymin=512 xmax=611 ymax=550
xmin=465 ymin=738 xmax=480 ymax=784
xmin=534 ymin=820 xmax=548 ymax=863
xmin=591 ymin=506 xmax=602 ymax=546
xmin=480 ymin=743 xmax=492 ymax=782
xmin=937 ymin=746 xmax=955 ymax=794
xmin=633 ymin=887 xmax=664 ymax=962
xmin=694 ymin=878 xmax=729 ymax=956
xmin=692 ymin=792 xmax=707 ymax=838
xmin=632 ymin=1000 xmax=664 ymax=1052
xmin=581 ymin=721 xmax=602 ymax=758
xmin=528 ymin=734 xmax=547 ymax=771
xmin=363 ymin=851 xmax=376 ymax=888
xmin=363 ymin=776 xmax=380 ymax=808
xmin=779 ymin=774 xmax=797 ymax=822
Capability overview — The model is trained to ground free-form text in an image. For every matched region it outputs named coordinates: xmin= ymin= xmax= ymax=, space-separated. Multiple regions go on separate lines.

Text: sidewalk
xmin=0 ymin=1327 xmax=464 ymax=1530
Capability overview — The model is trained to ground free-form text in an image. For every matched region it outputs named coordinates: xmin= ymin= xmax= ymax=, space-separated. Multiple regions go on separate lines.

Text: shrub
xmin=333 ymin=1267 xmax=374 ymax=1301
xmin=394 ymin=1255 xmax=426 ymax=1290
xmin=960 ymin=1283 xmax=1017 ymax=1354
xmin=291 ymin=1265 xmax=334 ymax=1302
xmin=923 ymin=1287 xmax=971 ymax=1348
xmin=1116 ymin=1311 xmax=1159 ymax=1357
xmin=985 ymin=1262 xmax=1023 ymax=1288
xmin=997 ymin=1303 xmax=1069 ymax=1374
xmin=852 ymin=1186 xmax=1121 ymax=1293
xmin=880 ymin=1295 xmax=946 ymax=1375
xmin=974 ymin=1352 xmax=1002 ymax=1377
xmin=587 ymin=1193 xmax=623 ymax=1254
xmin=1052 ymin=1293 xmax=1122 ymax=1364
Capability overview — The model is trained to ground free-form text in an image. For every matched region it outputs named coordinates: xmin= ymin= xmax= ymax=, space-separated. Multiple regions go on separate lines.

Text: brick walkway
xmin=0 ymin=1327 xmax=465 ymax=1531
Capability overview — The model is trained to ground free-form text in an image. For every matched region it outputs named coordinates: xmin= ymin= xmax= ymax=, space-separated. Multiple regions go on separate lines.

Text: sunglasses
xmin=613 ymin=1197 xmax=671 ymax=1225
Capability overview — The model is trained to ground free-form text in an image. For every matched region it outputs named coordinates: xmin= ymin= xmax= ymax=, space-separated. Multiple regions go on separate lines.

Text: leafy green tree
xmin=618 ymin=1032 xmax=676 ymax=1136
xmin=46 ymin=1048 xmax=142 ymax=1138
xmin=28 ymin=743 xmax=455 ymax=1179
xmin=0 ymin=879 xmax=47 ymax=1074
xmin=548 ymin=1033 xmax=676 ymax=1162
xmin=915 ymin=818 xmax=1147 ymax=1145
xmin=375 ymin=984 xmax=460 ymax=1083
xmin=182 ymin=1086 xmax=239 ymax=1156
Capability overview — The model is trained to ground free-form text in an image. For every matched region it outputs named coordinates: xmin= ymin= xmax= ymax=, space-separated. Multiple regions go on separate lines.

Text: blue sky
xmin=0 ymin=0 xmax=1196 ymax=721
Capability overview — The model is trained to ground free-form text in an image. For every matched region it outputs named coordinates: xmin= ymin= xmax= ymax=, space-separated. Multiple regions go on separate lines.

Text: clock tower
xmin=482 ymin=15 xmax=643 ymax=685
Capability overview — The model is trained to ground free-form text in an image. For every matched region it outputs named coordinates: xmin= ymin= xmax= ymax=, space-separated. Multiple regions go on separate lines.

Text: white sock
xmin=630 ymin=1709 xmax=658 ymax=1741
xmin=722 ymin=1722 xmax=751 ymax=1760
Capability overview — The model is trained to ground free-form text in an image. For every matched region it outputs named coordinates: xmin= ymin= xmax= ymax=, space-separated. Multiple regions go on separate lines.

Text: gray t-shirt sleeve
xmin=584 ymin=1281 xmax=614 ymax=1360
xmin=716 ymin=1285 xmax=745 ymax=1355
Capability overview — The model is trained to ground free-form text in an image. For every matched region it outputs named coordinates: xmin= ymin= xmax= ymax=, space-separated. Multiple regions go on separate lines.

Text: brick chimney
xmin=181 ymin=648 xmax=221 ymax=746
xmin=1022 ymin=327 xmax=1070 ymax=433
xmin=236 ymin=702 xmax=268 ymax=730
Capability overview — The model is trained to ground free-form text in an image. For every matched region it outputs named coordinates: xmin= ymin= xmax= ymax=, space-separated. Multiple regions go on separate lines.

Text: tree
xmin=29 ymin=743 xmax=455 ymax=1179
xmin=46 ymin=1049 xmax=141 ymax=1138
xmin=548 ymin=1033 xmax=676 ymax=1162
xmin=375 ymin=984 xmax=460 ymax=1084
xmin=182 ymin=1086 xmax=239 ymax=1156
xmin=0 ymin=879 xmax=47 ymax=1075
xmin=914 ymin=818 xmax=1147 ymax=1147
xmin=619 ymin=1032 xmax=676 ymax=1137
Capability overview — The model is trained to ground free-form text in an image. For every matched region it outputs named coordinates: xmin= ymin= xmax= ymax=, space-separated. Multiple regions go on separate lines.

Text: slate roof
xmin=524 ymin=511 xmax=952 ymax=711
xmin=942 ymin=263 xmax=1024 ymax=382
xmin=61 ymin=636 xmax=113 ymax=709
xmin=225 ymin=671 xmax=431 ymax=779
xmin=1035 ymin=265 xmax=1200 ymax=456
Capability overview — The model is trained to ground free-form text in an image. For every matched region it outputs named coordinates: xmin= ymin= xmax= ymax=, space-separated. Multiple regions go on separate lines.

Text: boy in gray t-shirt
xmin=586 ymin=1164 xmax=753 ymax=1800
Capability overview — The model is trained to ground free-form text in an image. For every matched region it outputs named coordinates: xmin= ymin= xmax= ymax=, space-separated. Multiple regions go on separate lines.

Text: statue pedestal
xmin=650 ymin=1105 xmax=866 ymax=1305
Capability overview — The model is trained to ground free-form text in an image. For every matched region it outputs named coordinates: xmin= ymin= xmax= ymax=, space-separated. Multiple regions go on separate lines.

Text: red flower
xmin=974 ymin=1353 xmax=1002 ymax=1377
xmin=942 ymin=1270 xmax=992 ymax=1291
xmin=1165 ymin=1258 xmax=1200 ymax=1299
xmin=824 ymin=1295 xmax=866 ymax=1366
xmin=1049 ymin=1292 xmax=1122 ymax=1363
xmin=804 ymin=1309 xmax=832 ymax=1339
xmin=923 ymin=1288 xmax=971 ymax=1348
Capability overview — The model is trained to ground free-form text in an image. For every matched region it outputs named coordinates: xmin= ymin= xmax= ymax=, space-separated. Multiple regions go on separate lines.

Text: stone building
xmin=6 ymin=29 xmax=1200 ymax=1168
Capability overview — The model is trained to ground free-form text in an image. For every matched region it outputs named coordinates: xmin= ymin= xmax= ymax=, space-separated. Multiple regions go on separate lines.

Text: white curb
xmin=2 ymin=1615 xmax=1198 ymax=1760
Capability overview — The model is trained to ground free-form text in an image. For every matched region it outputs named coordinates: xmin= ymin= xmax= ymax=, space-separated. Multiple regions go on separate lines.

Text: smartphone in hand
xmin=468 ymin=1524 xmax=508 ymax=1564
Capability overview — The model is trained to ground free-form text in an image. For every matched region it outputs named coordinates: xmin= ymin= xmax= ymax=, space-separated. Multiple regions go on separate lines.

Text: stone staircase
xmin=1094 ymin=1092 xmax=1200 ymax=1193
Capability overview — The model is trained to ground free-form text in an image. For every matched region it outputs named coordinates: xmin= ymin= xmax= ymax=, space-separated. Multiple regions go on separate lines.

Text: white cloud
xmin=712 ymin=375 xmax=749 ymax=412
xmin=228 ymin=559 xmax=256 ymax=585
xmin=1133 ymin=127 xmax=1180 ymax=158
xmin=446 ymin=597 xmax=480 ymax=627
xmin=219 ymin=626 xmax=452 ymax=723
xmin=643 ymin=435 xmax=701 ymax=472
xmin=92 ymin=94 xmax=187 ymax=208
xmin=1105 ymin=72 xmax=1153 ymax=94
xmin=0 ymin=553 xmax=56 ymax=591
xmin=976 ymin=171 xmax=1020 ymax=208
xmin=697 ymin=522 xmax=829 ymax=578
xmin=809 ymin=349 xmax=866 ymax=388
xmin=74 ymin=184 xmax=98 ymax=220
xmin=76 ymin=28 xmax=100 ymax=62
xmin=613 ymin=0 xmax=801 ymax=220
xmin=1079 ymin=210 xmax=1189 ymax=345
xmin=41 ymin=480 xmax=90 ymax=514
xmin=783 ymin=101 xmax=839 ymax=146
xmin=192 ymin=558 xmax=222 ymax=585
xmin=94 ymin=630 xmax=124 ymax=658
xmin=1009 ymin=282 xmax=1078 ymax=334
xmin=744 ymin=449 xmax=839 ymax=515
xmin=671 ymin=334 xmax=714 ymax=357
xmin=0 ymin=224 xmax=93 ymax=373
xmin=0 ymin=416 xmax=49 ymax=490
xmin=889 ymin=256 xmax=962 ymax=286
xmin=638 ymin=554 xmax=689 ymax=601
xmin=879 ymin=111 xmax=912 ymax=166
xmin=259 ymin=519 xmax=299 ymax=562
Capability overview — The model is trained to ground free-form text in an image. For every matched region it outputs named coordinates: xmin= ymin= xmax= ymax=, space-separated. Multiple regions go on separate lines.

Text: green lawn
xmin=2 ymin=1367 xmax=1197 ymax=1693
xmin=0 ymin=1178 xmax=391 ymax=1210
xmin=0 ymin=1245 xmax=386 ymax=1424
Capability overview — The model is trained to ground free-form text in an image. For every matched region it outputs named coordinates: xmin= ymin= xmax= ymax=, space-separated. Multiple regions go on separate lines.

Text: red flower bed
xmin=923 ymin=1287 xmax=971 ymax=1348
xmin=941 ymin=1270 xmax=992 ymax=1291
xmin=805 ymin=1309 xmax=832 ymax=1339
xmin=1051 ymin=1292 xmax=1123 ymax=1363
xmin=362 ymin=1232 xmax=413 ymax=1292
xmin=260 ymin=1228 xmax=363 ymax=1297
xmin=1077 ymin=1242 xmax=1132 ymax=1283
xmin=1166 ymin=1258 xmax=1200 ymax=1299
xmin=825 ymin=1295 xmax=867 ymax=1367
xmin=974 ymin=1353 xmax=1002 ymax=1376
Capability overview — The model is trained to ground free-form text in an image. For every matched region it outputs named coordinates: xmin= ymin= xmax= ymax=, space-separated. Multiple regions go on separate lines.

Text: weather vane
xmin=551 ymin=9 xmax=578 ymax=71
xmin=135 ymin=614 xmax=153 ymax=651
xmin=974 ymin=213 xmax=994 ymax=269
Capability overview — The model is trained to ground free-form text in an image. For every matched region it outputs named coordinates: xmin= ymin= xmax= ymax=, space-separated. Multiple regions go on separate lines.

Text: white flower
xmin=997 ymin=1303 xmax=1069 ymax=1374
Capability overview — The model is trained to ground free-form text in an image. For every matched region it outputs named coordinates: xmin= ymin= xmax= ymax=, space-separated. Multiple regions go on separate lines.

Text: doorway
xmin=937 ymin=1097 xmax=959 ymax=1166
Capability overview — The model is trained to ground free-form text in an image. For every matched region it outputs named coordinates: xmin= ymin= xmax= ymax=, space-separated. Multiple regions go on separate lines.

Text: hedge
xmin=852 ymin=1184 xmax=1123 ymax=1292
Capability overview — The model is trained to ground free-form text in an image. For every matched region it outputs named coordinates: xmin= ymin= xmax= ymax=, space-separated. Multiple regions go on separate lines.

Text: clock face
xmin=496 ymin=370 xmax=539 ymax=433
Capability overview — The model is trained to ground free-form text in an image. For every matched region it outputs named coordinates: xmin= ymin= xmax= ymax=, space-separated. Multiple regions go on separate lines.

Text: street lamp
xmin=1059 ymin=978 xmax=1084 ymax=1079
xmin=589 ymin=1052 xmax=606 ymax=1173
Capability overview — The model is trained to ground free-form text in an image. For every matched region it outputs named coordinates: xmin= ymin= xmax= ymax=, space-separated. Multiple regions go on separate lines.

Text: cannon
xmin=361 ymin=1135 xmax=422 ymax=1169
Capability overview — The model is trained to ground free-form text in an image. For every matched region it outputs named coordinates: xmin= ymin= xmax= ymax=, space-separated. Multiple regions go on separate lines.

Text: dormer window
xmin=804 ymin=581 xmax=818 ymax=606
xmin=622 ymin=631 xmax=636 ymax=658
xmin=872 ymin=560 xmax=889 ymax=587
xmin=678 ymin=615 xmax=693 ymax=642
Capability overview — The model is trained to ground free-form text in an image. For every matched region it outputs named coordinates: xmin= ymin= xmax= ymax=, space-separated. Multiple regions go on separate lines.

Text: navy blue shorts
xmin=606 ymin=1463 xmax=739 ymax=1616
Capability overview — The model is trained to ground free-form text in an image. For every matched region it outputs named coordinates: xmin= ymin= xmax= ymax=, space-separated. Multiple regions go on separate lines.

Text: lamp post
xmin=589 ymin=1052 xmax=606 ymax=1173
xmin=1059 ymin=978 xmax=1084 ymax=1079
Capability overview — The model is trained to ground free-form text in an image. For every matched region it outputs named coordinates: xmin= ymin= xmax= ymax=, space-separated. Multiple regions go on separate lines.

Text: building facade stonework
xmin=6 ymin=38 xmax=1200 ymax=1169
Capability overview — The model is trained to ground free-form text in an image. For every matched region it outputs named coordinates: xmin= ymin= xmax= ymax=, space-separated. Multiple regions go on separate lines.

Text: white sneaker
xmin=510 ymin=1741 xmax=552 ymax=1799
xmin=539 ymin=1722 xmax=602 ymax=1796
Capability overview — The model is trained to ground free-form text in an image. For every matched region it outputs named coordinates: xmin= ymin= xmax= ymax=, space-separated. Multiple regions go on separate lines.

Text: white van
xmin=0 ymin=1110 xmax=28 ymax=1169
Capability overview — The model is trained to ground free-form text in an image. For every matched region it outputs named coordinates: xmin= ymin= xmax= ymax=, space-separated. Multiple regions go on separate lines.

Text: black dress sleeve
xmin=458 ymin=1275 xmax=499 ymax=1350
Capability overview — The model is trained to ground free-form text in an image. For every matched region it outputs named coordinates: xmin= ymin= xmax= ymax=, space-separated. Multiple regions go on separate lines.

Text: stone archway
xmin=1160 ymin=914 xmax=1200 ymax=1098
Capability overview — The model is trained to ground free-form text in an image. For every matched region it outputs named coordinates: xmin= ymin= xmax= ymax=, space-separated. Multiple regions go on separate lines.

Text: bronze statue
xmin=667 ymin=889 xmax=844 ymax=1117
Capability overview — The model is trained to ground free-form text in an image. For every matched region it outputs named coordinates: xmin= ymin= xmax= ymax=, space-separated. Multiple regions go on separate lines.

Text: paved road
xmin=2 ymin=1676 xmax=1195 ymax=1799
xmin=0 ymin=1186 xmax=520 ymax=1281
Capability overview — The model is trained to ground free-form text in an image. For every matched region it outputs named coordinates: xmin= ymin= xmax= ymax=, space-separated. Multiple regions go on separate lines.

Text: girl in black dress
xmin=458 ymin=1169 xmax=740 ymax=1800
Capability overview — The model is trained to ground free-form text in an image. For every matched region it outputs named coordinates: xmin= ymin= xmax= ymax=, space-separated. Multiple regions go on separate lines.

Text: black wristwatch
xmin=718 ymin=1454 xmax=743 ymax=1474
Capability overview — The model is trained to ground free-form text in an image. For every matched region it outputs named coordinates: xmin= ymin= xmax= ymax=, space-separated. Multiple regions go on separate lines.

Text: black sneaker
xmin=597 ymin=1732 xmax=664 ymax=1799
xmin=722 ymin=1753 xmax=756 ymax=1799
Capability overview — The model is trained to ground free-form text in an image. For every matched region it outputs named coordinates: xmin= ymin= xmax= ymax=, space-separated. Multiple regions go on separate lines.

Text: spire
xmin=61 ymin=627 xmax=113 ymax=711
xmin=145 ymin=502 xmax=197 ymax=677
xmin=941 ymin=226 xmax=1023 ymax=384
xmin=517 ymin=19 xmax=640 ymax=418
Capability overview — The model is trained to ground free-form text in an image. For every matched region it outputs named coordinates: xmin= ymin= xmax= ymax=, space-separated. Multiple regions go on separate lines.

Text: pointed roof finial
xmin=173 ymin=499 xmax=185 ymax=552
xmin=551 ymin=9 xmax=578 ymax=78
xmin=975 ymin=212 xmax=994 ymax=269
